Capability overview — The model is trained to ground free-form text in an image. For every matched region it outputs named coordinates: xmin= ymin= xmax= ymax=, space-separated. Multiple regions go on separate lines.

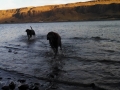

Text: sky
xmin=0 ymin=0 xmax=91 ymax=10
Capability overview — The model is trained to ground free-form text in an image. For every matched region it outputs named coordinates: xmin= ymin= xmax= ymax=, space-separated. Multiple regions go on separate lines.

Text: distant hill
xmin=0 ymin=0 xmax=120 ymax=23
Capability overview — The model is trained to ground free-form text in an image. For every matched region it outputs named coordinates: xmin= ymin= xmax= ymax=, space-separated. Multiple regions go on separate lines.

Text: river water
xmin=0 ymin=20 xmax=120 ymax=90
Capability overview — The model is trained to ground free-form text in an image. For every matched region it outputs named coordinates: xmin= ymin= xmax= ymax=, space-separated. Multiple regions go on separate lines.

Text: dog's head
xmin=47 ymin=31 xmax=58 ymax=40
xmin=25 ymin=29 xmax=30 ymax=32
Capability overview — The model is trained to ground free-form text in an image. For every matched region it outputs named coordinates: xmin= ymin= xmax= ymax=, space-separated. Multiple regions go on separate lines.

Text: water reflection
xmin=46 ymin=56 xmax=65 ymax=89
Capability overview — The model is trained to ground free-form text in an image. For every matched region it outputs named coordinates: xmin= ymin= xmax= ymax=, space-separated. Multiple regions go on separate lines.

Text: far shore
xmin=1 ymin=19 xmax=120 ymax=24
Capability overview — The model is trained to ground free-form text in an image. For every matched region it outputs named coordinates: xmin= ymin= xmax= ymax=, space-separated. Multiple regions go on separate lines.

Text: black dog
xmin=47 ymin=31 xmax=62 ymax=58
xmin=26 ymin=26 xmax=35 ymax=40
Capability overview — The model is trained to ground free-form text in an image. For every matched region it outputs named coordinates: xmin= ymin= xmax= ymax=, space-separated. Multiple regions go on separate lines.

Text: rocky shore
xmin=0 ymin=68 xmax=107 ymax=90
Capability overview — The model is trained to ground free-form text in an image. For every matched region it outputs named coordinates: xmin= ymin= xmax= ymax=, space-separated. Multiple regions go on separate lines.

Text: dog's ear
xmin=47 ymin=35 xmax=49 ymax=40
xmin=47 ymin=33 xmax=51 ymax=40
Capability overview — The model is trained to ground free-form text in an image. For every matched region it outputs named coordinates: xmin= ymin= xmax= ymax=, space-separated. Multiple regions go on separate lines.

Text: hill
xmin=0 ymin=0 xmax=120 ymax=23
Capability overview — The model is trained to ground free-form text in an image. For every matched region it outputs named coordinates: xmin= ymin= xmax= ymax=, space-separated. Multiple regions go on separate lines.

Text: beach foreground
xmin=0 ymin=68 xmax=100 ymax=90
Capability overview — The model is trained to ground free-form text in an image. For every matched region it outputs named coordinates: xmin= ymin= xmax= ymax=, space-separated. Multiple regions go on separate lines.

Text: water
xmin=0 ymin=20 xmax=120 ymax=90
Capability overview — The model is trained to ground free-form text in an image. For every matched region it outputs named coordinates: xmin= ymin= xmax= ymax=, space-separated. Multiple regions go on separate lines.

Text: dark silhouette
xmin=9 ymin=82 xmax=16 ymax=90
xmin=2 ymin=82 xmax=16 ymax=90
xmin=25 ymin=26 xmax=35 ymax=40
xmin=18 ymin=84 xmax=29 ymax=90
xmin=2 ymin=86 xmax=9 ymax=90
xmin=47 ymin=31 xmax=62 ymax=58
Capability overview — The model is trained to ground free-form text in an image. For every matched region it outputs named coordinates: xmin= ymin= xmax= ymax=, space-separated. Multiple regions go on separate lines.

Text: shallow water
xmin=0 ymin=21 xmax=120 ymax=90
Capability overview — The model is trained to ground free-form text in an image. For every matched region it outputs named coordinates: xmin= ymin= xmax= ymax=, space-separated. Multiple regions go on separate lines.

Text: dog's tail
xmin=30 ymin=26 xmax=36 ymax=35
xmin=30 ymin=26 xmax=33 ymax=30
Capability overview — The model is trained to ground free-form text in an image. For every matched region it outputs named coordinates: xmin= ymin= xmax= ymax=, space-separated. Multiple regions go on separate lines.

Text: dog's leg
xmin=53 ymin=47 xmax=58 ymax=59
xmin=60 ymin=44 xmax=62 ymax=50
xmin=58 ymin=39 xmax=62 ymax=50
xmin=29 ymin=35 xmax=32 ymax=40
xmin=28 ymin=35 xmax=30 ymax=40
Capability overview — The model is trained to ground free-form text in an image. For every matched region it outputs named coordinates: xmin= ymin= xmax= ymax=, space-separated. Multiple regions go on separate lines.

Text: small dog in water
xmin=26 ymin=26 xmax=35 ymax=40
xmin=47 ymin=31 xmax=62 ymax=58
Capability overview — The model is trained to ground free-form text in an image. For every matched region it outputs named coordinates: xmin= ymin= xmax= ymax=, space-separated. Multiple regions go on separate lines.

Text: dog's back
xmin=31 ymin=30 xmax=35 ymax=35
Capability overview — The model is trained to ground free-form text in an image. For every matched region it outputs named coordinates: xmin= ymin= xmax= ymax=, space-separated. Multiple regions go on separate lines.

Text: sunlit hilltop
xmin=0 ymin=0 xmax=120 ymax=23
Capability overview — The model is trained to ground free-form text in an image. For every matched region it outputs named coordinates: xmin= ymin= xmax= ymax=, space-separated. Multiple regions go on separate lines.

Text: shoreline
xmin=0 ymin=68 xmax=106 ymax=90
xmin=0 ymin=19 xmax=120 ymax=24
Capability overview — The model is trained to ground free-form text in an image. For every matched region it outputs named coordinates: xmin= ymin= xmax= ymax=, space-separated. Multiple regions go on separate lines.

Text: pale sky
xmin=0 ymin=0 xmax=91 ymax=10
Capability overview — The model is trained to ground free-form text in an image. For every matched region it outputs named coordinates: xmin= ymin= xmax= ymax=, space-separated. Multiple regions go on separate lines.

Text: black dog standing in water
xmin=47 ymin=31 xmax=62 ymax=58
xmin=26 ymin=26 xmax=36 ymax=40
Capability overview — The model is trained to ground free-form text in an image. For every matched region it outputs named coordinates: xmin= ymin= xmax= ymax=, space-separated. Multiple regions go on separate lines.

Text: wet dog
xmin=47 ymin=31 xmax=62 ymax=58
xmin=26 ymin=26 xmax=35 ymax=40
